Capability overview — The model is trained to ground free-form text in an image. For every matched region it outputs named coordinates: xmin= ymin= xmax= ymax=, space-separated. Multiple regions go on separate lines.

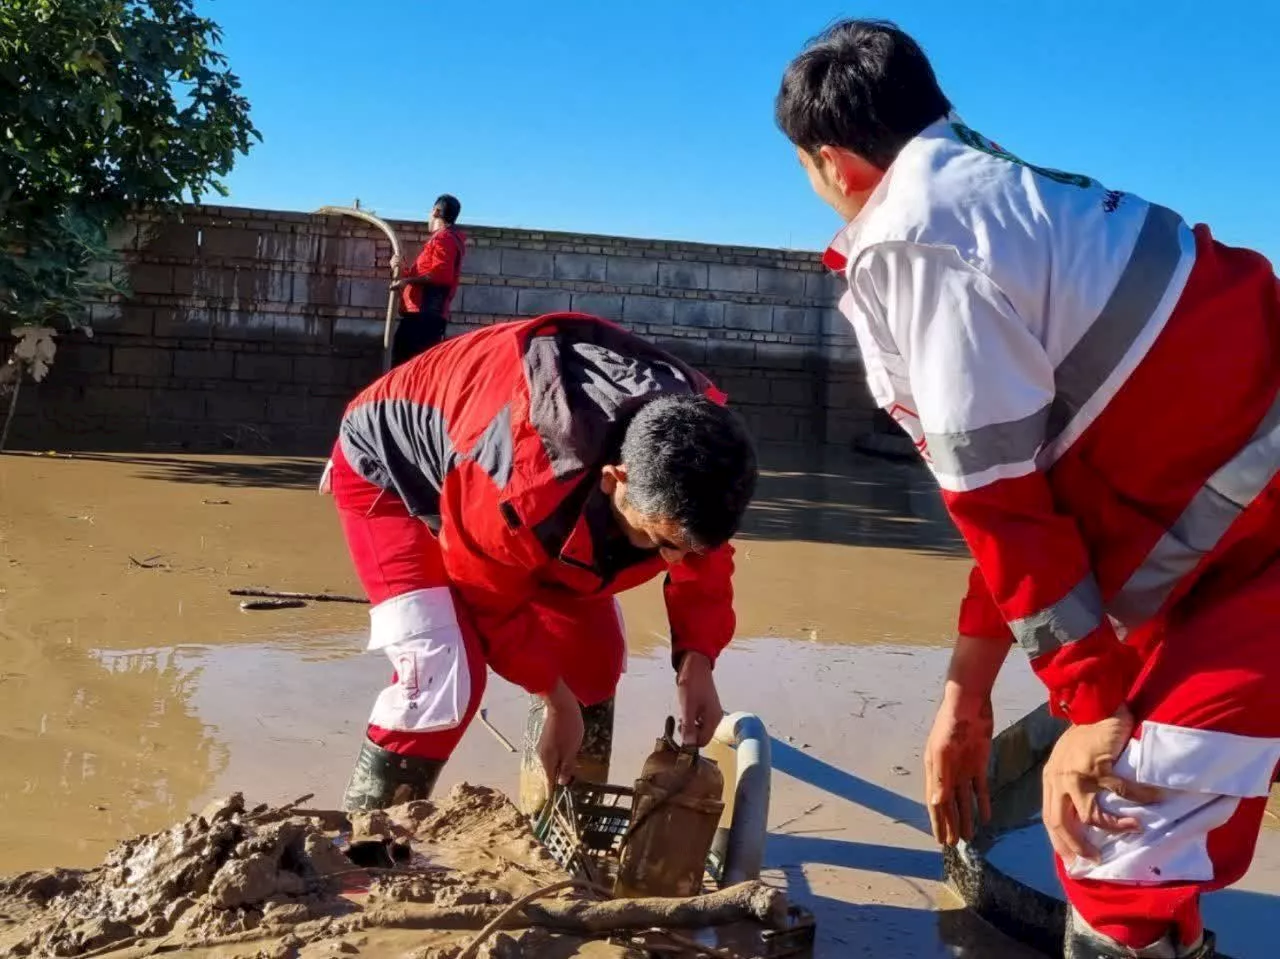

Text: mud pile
xmin=0 ymin=785 xmax=583 ymax=959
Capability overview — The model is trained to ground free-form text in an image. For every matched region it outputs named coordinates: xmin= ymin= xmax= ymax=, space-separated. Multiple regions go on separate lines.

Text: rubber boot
xmin=517 ymin=695 xmax=615 ymax=818
xmin=1065 ymin=908 xmax=1216 ymax=959
xmin=341 ymin=736 xmax=445 ymax=812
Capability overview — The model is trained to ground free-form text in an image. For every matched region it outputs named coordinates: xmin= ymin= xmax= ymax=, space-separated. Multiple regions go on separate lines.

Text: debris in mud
xmin=0 ymin=784 xmax=797 ymax=959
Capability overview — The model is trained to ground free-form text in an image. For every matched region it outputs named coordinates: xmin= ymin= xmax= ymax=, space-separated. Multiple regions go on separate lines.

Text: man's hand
xmin=924 ymin=634 xmax=1011 ymax=846
xmin=924 ymin=688 xmax=994 ymax=845
xmin=389 ymin=253 xmax=403 ymax=274
xmin=1042 ymin=704 xmax=1161 ymax=863
xmin=675 ymin=651 xmax=723 ymax=747
xmin=389 ymin=278 xmax=406 ymax=291
xmin=537 ymin=679 xmax=584 ymax=795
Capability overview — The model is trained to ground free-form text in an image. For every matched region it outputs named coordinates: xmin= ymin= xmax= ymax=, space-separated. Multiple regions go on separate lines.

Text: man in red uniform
xmin=324 ymin=312 xmax=757 ymax=812
xmin=388 ymin=193 xmax=466 ymax=365
xmin=779 ymin=19 xmax=1280 ymax=959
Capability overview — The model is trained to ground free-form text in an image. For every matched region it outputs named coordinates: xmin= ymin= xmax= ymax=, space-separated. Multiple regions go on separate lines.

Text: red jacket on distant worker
xmin=399 ymin=224 xmax=466 ymax=318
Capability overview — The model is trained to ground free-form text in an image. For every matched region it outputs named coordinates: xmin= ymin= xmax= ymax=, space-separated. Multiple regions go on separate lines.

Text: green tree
xmin=0 ymin=0 xmax=259 ymax=334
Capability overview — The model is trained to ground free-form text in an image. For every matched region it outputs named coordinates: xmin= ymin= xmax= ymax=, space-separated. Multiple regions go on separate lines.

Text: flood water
xmin=1 ymin=449 xmax=1276 ymax=957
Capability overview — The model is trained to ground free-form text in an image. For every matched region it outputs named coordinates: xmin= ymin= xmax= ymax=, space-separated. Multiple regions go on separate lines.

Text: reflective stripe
xmin=1046 ymin=204 xmax=1186 ymax=444
xmin=924 ymin=204 xmax=1186 ymax=481
xmin=1009 ymin=575 xmax=1104 ymax=659
xmin=1110 ymin=391 xmax=1280 ymax=624
xmin=925 ymin=404 xmax=1049 ymax=479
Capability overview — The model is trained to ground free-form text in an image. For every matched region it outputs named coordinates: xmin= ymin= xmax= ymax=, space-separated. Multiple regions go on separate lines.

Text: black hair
xmin=619 ymin=394 xmax=758 ymax=550
xmin=775 ymin=19 xmax=951 ymax=170
xmin=434 ymin=194 xmax=461 ymax=224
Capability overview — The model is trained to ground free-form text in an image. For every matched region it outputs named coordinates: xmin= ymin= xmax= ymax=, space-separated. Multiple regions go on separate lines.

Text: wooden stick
xmin=229 ymin=588 xmax=368 ymax=604
xmin=458 ymin=878 xmax=611 ymax=959
xmin=520 ymin=881 xmax=788 ymax=935
xmin=479 ymin=709 xmax=518 ymax=753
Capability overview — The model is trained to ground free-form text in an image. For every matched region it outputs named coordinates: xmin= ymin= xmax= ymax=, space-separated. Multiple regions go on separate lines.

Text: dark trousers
xmin=391 ymin=312 xmax=447 ymax=367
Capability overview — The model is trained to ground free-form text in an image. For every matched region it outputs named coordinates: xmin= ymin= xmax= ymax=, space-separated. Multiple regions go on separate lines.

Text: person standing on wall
xmin=388 ymin=194 xmax=466 ymax=365
xmin=778 ymin=19 xmax=1280 ymax=959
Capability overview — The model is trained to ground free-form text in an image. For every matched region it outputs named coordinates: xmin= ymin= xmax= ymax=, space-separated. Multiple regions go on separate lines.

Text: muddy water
xmin=2 ymin=450 xmax=1266 ymax=957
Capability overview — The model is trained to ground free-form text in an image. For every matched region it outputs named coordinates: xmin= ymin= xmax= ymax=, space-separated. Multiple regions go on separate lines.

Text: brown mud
xmin=4 ymin=451 xmax=1277 ymax=956
xmin=0 ymin=783 xmax=659 ymax=959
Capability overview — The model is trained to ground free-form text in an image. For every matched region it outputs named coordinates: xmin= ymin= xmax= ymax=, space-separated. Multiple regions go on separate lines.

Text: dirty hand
xmin=675 ymin=651 xmax=723 ymax=747
xmin=389 ymin=253 xmax=402 ymax=273
xmin=538 ymin=679 xmax=585 ymax=794
xmin=924 ymin=687 xmax=994 ymax=846
xmin=389 ymin=278 xmax=406 ymax=291
xmin=1042 ymin=703 xmax=1161 ymax=864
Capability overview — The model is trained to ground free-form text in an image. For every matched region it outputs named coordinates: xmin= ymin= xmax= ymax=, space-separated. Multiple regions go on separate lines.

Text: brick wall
xmin=3 ymin=204 xmax=878 ymax=453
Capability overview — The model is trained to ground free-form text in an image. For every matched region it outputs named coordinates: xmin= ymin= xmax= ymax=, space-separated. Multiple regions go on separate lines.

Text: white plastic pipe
xmin=709 ymin=711 xmax=771 ymax=887
xmin=313 ymin=205 xmax=402 ymax=373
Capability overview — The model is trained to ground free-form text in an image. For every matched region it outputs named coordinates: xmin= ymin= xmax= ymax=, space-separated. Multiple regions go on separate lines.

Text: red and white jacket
xmin=826 ymin=114 xmax=1280 ymax=724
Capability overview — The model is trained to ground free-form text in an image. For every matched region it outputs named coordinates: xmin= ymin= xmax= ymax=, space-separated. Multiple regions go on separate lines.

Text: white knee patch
xmin=1067 ymin=722 xmax=1280 ymax=884
xmin=366 ymin=587 xmax=472 ymax=734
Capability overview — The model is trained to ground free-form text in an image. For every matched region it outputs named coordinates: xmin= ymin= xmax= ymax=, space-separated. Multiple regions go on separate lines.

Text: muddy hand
xmin=1042 ymin=704 xmax=1162 ymax=863
xmin=538 ymin=679 xmax=585 ymax=794
xmin=675 ymin=651 xmax=722 ymax=747
xmin=923 ymin=691 xmax=994 ymax=846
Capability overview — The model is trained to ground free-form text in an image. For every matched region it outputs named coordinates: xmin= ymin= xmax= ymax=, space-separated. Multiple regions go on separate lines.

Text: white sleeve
xmin=850 ymin=241 xmax=1055 ymax=492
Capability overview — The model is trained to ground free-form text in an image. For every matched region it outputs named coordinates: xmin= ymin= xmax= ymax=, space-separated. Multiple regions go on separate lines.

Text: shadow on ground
xmin=9 ymin=444 xmax=965 ymax=553
xmin=8 ymin=451 xmax=324 ymax=490
xmin=740 ymin=445 xmax=963 ymax=554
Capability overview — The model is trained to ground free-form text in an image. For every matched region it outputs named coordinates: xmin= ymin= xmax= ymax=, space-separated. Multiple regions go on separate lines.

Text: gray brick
xmin=821 ymin=308 xmax=851 ymax=336
xmin=152 ymin=307 xmax=210 ymax=338
xmin=606 ymin=257 xmax=658 ymax=286
xmin=501 ymin=249 xmax=555 ymax=279
xmin=461 ymin=285 xmax=518 ymax=315
xmin=208 ymin=392 xmax=267 ymax=423
xmin=293 ymin=354 xmax=349 ymax=385
xmin=555 ymin=253 xmax=607 ymax=282
xmin=570 ymin=293 xmax=625 ymax=319
xmin=213 ymin=311 xmax=276 ymax=341
xmin=724 ymin=303 xmax=774 ymax=333
xmin=658 ymin=261 xmax=709 ymax=291
xmin=708 ymin=264 xmax=758 ymax=293
xmin=155 ymin=390 xmax=208 ymax=421
xmin=112 ymin=346 xmax=172 ymax=377
xmin=622 ymin=295 xmax=675 ymax=326
xmin=59 ymin=343 xmax=111 ymax=375
xmin=652 ymin=335 xmax=707 ymax=365
xmin=757 ymin=268 xmax=808 ymax=298
xmin=770 ymin=377 xmax=813 ymax=406
xmin=273 ymin=314 xmax=327 ymax=340
xmin=346 ymin=277 xmax=391 ymax=309
xmin=341 ymin=237 xmax=378 ymax=269
xmin=333 ymin=317 xmax=381 ymax=344
xmin=127 ymin=264 xmax=173 ymax=295
xmin=173 ymin=348 xmax=234 ymax=379
xmin=773 ymin=307 xmax=819 ymax=335
xmin=234 ymin=352 xmax=294 ymax=381
xmin=674 ymin=300 xmax=725 ymax=329
xmin=267 ymin=393 xmax=311 ymax=424
xmin=516 ymin=288 xmax=572 ymax=316
xmin=463 ymin=246 xmax=503 ymax=276
xmin=805 ymin=270 xmax=843 ymax=300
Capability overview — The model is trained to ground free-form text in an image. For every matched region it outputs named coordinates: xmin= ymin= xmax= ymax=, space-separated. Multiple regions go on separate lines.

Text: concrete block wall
xmin=3 ymin=205 xmax=877 ymax=453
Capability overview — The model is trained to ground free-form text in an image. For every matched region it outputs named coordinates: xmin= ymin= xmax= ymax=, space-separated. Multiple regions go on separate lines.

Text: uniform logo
xmin=886 ymin=403 xmax=931 ymax=462
xmin=951 ymin=122 xmax=1095 ymax=189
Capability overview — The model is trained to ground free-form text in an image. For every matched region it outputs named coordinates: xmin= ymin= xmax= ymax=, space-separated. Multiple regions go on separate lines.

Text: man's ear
xmin=818 ymin=145 xmax=883 ymax=196
xmin=600 ymin=463 xmax=626 ymax=495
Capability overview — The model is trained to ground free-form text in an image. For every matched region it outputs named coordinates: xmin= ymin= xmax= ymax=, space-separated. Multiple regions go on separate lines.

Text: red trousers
xmin=328 ymin=446 xmax=626 ymax=760
xmin=1059 ymin=558 xmax=1280 ymax=949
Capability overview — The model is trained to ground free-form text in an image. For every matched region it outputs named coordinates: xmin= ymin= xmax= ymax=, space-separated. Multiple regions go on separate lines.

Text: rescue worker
xmin=323 ymin=312 xmax=758 ymax=811
xmin=388 ymin=193 xmax=466 ymax=365
xmin=778 ymin=19 xmax=1280 ymax=959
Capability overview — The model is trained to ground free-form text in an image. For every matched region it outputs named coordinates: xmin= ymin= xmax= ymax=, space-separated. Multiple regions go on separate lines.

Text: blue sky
xmin=205 ymin=0 xmax=1279 ymax=261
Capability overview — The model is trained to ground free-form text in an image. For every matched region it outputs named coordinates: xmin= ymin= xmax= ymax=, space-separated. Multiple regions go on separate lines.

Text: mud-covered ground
xmin=3 ymin=450 xmax=1276 ymax=956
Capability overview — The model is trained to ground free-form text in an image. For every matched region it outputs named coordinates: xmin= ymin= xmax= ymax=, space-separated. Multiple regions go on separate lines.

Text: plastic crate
xmin=533 ymin=781 xmax=635 ymax=887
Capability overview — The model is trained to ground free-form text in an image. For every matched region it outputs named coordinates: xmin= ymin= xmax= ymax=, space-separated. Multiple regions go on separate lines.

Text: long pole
xmin=313 ymin=205 xmax=403 ymax=373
